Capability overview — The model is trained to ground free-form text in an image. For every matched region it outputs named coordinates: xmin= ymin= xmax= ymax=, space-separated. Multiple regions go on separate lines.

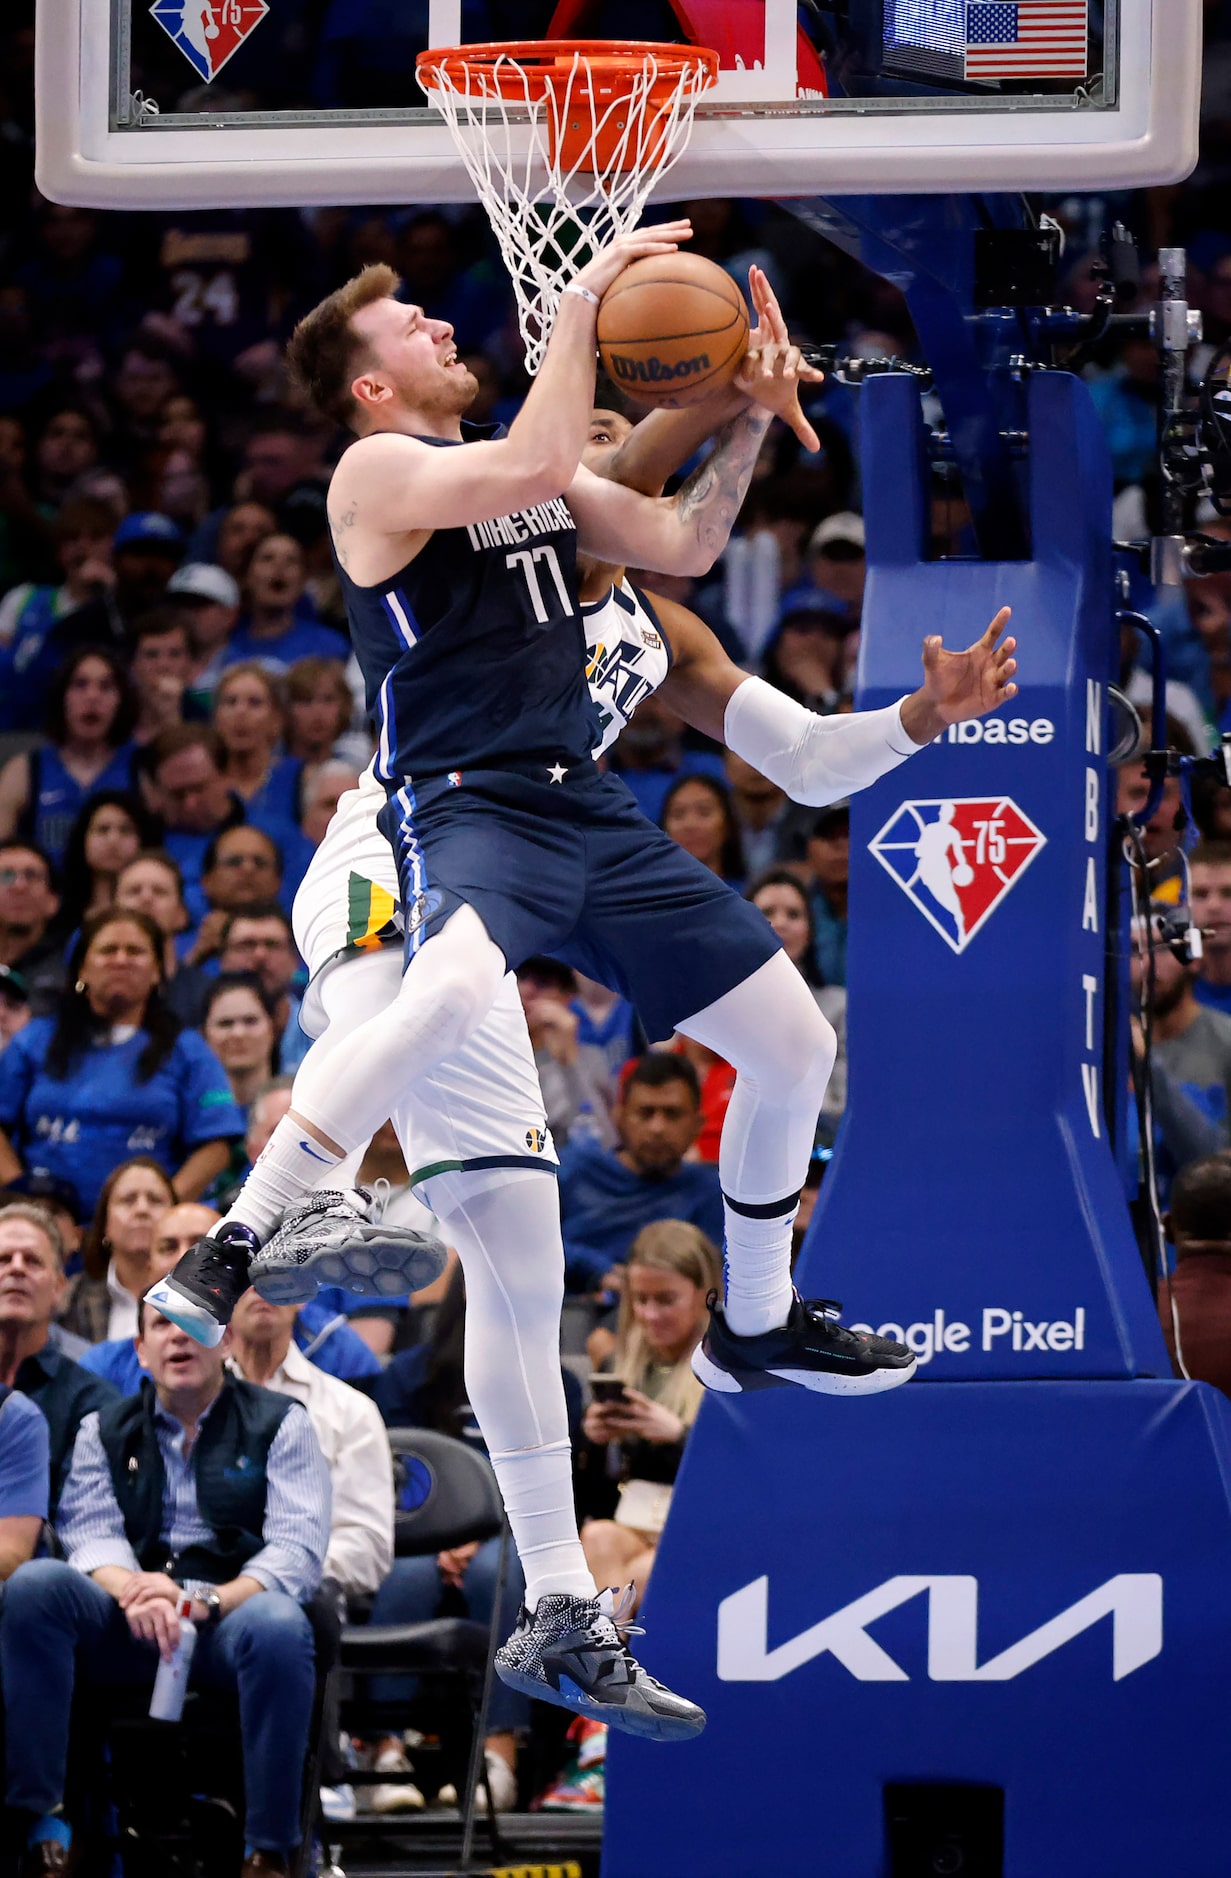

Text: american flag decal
xmin=964 ymin=2 xmax=1089 ymax=80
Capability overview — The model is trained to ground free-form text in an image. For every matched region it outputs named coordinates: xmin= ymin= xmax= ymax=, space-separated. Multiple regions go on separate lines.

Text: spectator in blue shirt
xmin=212 ymin=664 xmax=315 ymax=873
xmin=217 ymin=905 xmax=312 ymax=1074
xmin=141 ymin=724 xmax=247 ymax=924
xmin=0 ymin=1386 xmax=49 ymax=1580
xmin=0 ymin=1202 xmax=118 ymax=1511
xmin=1 ymin=1297 xmax=330 ymax=1877
xmin=0 ymin=647 xmax=138 ymax=871
xmin=224 ymin=533 xmax=347 ymax=673
xmin=0 ymin=907 xmax=243 ymax=1217
xmin=558 ymin=1054 xmax=723 ymax=1292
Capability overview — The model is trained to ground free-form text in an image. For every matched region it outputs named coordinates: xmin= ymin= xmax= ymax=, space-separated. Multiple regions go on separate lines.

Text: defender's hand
xmin=920 ymin=607 xmax=1018 ymax=724
xmin=736 ymin=339 xmax=825 ymax=452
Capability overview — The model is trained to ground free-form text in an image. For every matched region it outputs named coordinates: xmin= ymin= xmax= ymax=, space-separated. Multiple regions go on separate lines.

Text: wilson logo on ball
xmin=609 ymin=352 xmax=712 ymax=384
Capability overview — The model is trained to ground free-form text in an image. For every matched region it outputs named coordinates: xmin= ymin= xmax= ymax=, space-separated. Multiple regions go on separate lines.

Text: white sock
xmin=720 ymin=1200 xmax=797 ymax=1337
xmin=488 ymin=1440 xmax=597 ymax=1610
xmin=423 ymin=1165 xmax=595 ymax=1612
xmin=675 ymin=952 xmax=835 ymax=1338
xmin=220 ymin=1116 xmax=343 ymax=1243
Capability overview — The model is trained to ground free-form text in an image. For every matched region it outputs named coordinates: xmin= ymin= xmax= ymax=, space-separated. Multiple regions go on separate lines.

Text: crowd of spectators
xmin=1 ymin=0 xmax=1231 ymax=1860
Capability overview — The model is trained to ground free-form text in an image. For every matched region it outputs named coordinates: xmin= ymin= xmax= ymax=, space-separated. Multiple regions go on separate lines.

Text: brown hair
xmin=286 ymin=264 xmax=401 ymax=428
xmin=81 ymin=1156 xmax=176 ymax=1281
xmin=145 ymin=722 xmax=225 ymax=776
xmin=215 ymin=661 xmax=288 ymax=739
xmin=1191 ymin=841 xmax=1231 ymax=871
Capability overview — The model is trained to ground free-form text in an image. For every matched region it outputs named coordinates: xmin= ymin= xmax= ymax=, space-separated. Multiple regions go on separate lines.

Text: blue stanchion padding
xmin=797 ymin=369 xmax=1168 ymax=1381
xmin=603 ymin=1381 xmax=1231 ymax=1878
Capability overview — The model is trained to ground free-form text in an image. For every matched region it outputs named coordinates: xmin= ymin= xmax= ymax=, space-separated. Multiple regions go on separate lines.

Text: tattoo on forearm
xmin=674 ymin=409 xmax=772 ymax=558
xmin=329 ymin=501 xmax=358 ymax=570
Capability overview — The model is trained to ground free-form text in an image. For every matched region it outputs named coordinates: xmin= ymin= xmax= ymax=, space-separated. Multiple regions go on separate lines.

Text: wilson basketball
xmin=596 ymin=252 xmax=750 ymax=408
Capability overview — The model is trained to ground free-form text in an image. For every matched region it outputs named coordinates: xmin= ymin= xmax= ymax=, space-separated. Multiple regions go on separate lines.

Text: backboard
xmin=37 ymin=0 xmax=1201 ymax=210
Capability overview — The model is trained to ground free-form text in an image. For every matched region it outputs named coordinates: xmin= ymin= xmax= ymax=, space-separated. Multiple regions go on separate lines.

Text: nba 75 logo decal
xmin=869 ymin=797 xmax=1046 ymax=955
xmin=150 ymin=0 xmax=269 ymax=82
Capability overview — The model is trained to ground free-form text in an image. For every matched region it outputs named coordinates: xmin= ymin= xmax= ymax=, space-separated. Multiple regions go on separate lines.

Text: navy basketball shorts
xmin=376 ymin=762 xmax=780 ymax=1041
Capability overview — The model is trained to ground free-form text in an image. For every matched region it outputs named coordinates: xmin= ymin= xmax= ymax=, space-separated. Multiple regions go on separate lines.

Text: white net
xmin=417 ymin=45 xmax=716 ymax=375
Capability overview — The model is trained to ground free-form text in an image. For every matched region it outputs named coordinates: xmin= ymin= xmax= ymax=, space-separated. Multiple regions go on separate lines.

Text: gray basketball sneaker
xmin=494 ymin=1586 xmax=705 ymax=1742
xmin=250 ymin=1189 xmax=448 ymax=1305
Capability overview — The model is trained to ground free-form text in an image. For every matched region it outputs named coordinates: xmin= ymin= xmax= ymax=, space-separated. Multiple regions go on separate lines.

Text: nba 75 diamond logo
xmin=869 ymin=797 xmax=1046 ymax=955
xmin=150 ymin=0 xmax=269 ymax=82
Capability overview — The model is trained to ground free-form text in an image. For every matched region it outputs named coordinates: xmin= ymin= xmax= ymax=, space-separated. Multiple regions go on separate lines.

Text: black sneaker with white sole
xmin=144 ymin=1222 xmax=258 ymax=1348
xmin=494 ymin=1587 xmax=705 ymax=1743
xmin=250 ymin=1188 xmax=448 ymax=1305
xmin=692 ymin=1291 xmax=916 ymax=1397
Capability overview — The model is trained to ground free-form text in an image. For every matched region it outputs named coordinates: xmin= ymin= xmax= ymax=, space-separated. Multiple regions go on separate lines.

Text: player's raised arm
xmin=651 ymin=593 xmax=1018 ymax=806
xmin=286 ymin=228 xmax=692 ymax=554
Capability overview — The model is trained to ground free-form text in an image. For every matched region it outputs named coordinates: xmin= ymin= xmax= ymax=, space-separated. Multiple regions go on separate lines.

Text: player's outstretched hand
xmin=736 ymin=335 xmax=826 ymax=452
xmin=572 ymin=220 xmax=694 ymax=303
xmin=919 ymin=607 xmax=1018 ymax=724
xmin=744 ymin=263 xmax=791 ymax=352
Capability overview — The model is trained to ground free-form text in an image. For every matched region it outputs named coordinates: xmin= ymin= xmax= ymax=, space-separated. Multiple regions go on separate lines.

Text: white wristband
xmin=561 ymin=283 xmax=600 ymax=307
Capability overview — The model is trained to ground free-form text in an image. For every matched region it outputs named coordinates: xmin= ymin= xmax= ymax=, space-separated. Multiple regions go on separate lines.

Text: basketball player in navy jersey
xmin=154 ymin=242 xmax=1017 ymax=1736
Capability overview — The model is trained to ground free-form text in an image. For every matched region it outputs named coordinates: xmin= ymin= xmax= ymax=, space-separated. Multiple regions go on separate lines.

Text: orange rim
xmin=416 ymin=39 xmax=721 ymax=102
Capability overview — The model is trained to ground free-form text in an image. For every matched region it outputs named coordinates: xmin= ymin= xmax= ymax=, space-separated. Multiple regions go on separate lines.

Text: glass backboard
xmin=37 ymin=0 xmax=1200 ymax=209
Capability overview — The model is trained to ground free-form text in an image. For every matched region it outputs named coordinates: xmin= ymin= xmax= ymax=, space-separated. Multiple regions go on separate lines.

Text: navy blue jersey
xmin=336 ymin=428 xmax=597 ymax=783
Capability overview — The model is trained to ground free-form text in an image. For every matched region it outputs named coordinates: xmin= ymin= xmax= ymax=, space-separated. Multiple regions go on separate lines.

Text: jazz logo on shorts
xmin=869 ymin=797 xmax=1046 ymax=955
xmin=150 ymin=0 xmax=269 ymax=82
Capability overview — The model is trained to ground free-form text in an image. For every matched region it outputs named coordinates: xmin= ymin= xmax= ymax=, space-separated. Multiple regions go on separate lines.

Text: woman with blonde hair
xmin=579 ymin=1219 xmax=721 ymax=1609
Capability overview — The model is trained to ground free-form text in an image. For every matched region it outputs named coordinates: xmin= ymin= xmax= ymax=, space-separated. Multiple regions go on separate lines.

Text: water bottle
xmin=149 ymin=1597 xmax=197 ymax=1722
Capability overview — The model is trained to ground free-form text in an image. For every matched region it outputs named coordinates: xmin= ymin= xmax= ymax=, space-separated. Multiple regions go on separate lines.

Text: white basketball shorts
xmin=293 ymin=768 xmax=558 ymax=1189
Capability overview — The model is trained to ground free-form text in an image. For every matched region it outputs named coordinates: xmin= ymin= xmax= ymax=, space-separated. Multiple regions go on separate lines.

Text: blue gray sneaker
xmin=250 ymin=1188 xmax=447 ymax=1305
xmin=494 ymin=1586 xmax=705 ymax=1743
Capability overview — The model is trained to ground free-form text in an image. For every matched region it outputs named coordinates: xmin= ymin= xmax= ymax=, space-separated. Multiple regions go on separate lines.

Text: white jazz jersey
xmin=292 ymin=578 xmax=670 ymax=1188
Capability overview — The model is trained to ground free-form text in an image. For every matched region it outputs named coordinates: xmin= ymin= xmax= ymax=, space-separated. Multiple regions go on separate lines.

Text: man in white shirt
xmin=226 ymin=1287 xmax=392 ymax=1601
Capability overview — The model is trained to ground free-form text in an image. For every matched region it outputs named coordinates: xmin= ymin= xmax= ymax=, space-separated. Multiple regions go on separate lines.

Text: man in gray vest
xmin=0 ymin=1300 xmax=331 ymax=1878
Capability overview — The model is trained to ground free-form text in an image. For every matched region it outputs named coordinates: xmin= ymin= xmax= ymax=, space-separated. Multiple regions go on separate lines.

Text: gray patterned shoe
xmin=494 ymin=1585 xmax=705 ymax=1742
xmin=251 ymin=1188 xmax=448 ymax=1305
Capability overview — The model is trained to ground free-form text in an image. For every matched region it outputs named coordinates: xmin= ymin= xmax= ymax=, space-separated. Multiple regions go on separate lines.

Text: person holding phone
xmin=579 ymin=1219 xmax=721 ymax=1613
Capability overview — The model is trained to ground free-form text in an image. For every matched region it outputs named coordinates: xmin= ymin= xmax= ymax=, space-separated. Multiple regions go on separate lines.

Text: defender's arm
xmin=653 ymin=594 xmax=1018 ymax=805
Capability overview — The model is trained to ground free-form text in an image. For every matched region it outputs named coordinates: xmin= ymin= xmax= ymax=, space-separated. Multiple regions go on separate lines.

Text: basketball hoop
xmin=416 ymin=40 xmax=719 ymax=374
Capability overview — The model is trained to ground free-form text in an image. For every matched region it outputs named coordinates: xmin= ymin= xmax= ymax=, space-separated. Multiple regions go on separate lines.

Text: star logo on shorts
xmin=547 ymin=763 xmax=568 ymax=784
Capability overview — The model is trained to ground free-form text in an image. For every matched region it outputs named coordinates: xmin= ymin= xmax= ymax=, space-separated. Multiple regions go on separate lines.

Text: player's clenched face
xmin=349 ymin=296 xmax=478 ymax=424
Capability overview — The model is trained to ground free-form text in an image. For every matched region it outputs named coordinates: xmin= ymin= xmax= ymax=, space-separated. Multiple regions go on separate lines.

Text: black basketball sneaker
xmin=692 ymin=1291 xmax=917 ymax=1396
xmin=495 ymin=1586 xmax=705 ymax=1743
xmin=144 ymin=1221 xmax=259 ymax=1348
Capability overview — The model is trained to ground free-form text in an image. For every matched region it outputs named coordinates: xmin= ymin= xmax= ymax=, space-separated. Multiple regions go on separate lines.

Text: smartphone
xmin=588 ymin=1375 xmax=629 ymax=1404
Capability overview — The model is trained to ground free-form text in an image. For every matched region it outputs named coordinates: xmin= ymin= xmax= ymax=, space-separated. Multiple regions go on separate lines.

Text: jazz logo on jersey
xmin=525 ymin=1127 xmax=547 ymax=1154
xmin=869 ymin=797 xmax=1046 ymax=955
xmin=150 ymin=0 xmax=269 ymax=82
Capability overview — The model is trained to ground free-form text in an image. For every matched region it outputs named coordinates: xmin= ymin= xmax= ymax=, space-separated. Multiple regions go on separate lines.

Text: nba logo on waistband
xmin=869 ymin=796 xmax=1046 ymax=955
xmin=150 ymin=0 xmax=269 ymax=82
xmin=448 ymin=771 xmax=462 ymax=788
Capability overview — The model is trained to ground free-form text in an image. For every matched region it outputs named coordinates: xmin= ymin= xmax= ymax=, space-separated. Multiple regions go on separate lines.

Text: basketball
xmin=596 ymin=252 xmax=750 ymax=409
